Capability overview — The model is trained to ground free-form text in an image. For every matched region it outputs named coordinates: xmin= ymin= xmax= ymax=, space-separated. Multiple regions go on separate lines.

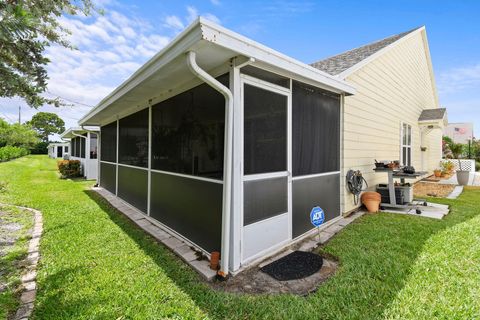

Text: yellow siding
xmin=342 ymin=30 xmax=441 ymax=213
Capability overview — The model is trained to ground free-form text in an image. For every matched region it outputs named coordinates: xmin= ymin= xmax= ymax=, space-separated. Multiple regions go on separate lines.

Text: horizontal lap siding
xmin=342 ymin=32 xmax=440 ymax=213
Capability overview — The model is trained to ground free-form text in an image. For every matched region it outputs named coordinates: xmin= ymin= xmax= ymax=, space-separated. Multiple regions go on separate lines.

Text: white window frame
xmin=400 ymin=122 xmax=412 ymax=166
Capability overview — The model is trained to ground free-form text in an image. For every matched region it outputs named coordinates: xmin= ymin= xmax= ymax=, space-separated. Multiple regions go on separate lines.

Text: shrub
xmin=441 ymin=160 xmax=454 ymax=173
xmin=476 ymin=161 xmax=480 ymax=172
xmin=30 ymin=141 xmax=49 ymax=154
xmin=0 ymin=146 xmax=29 ymax=162
xmin=57 ymin=160 xmax=82 ymax=178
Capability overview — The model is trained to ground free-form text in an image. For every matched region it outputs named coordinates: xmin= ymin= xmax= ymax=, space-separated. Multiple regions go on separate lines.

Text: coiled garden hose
xmin=346 ymin=170 xmax=368 ymax=205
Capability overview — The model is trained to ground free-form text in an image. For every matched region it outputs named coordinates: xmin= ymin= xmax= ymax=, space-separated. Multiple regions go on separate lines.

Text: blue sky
xmin=1 ymin=0 xmax=479 ymax=137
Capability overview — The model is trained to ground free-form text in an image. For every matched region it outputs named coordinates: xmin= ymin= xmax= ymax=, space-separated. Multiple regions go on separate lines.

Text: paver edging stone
xmin=0 ymin=203 xmax=43 ymax=320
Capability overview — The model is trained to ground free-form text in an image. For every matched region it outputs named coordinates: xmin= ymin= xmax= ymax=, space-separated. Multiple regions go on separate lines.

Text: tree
xmin=0 ymin=118 xmax=39 ymax=148
xmin=0 ymin=0 xmax=95 ymax=108
xmin=27 ymin=112 xmax=65 ymax=142
xmin=449 ymin=142 xmax=464 ymax=159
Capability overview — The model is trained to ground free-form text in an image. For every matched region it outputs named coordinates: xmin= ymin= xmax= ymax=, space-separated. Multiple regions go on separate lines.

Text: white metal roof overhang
xmin=60 ymin=126 xmax=100 ymax=139
xmin=79 ymin=18 xmax=356 ymax=126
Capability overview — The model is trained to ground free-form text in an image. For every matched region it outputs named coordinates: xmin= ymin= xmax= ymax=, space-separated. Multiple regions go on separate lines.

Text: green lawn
xmin=0 ymin=155 xmax=479 ymax=319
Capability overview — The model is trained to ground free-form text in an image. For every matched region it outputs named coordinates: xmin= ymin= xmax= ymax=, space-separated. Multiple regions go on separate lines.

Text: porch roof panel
xmin=60 ymin=126 xmax=100 ymax=139
xmin=79 ymin=18 xmax=355 ymax=126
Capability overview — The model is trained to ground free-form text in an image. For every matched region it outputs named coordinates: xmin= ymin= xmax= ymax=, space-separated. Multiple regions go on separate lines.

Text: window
xmin=101 ymin=121 xmax=117 ymax=162
xmin=292 ymin=81 xmax=340 ymax=176
xmin=65 ymin=146 xmax=68 ymax=153
xmin=244 ymin=84 xmax=287 ymax=175
xmin=151 ymin=74 xmax=228 ymax=179
xmin=401 ymin=123 xmax=412 ymax=166
xmin=119 ymin=109 xmax=149 ymax=168
xmin=90 ymin=133 xmax=98 ymax=159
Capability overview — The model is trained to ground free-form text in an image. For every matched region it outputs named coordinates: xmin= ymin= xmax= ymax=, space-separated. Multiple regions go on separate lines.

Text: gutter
xmin=186 ymin=50 xmax=233 ymax=278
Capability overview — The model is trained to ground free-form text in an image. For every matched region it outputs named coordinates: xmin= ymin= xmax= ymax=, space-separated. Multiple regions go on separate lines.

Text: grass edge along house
xmin=79 ymin=18 xmax=444 ymax=277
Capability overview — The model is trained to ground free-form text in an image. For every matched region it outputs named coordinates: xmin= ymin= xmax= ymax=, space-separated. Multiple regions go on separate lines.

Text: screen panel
xmin=292 ymin=81 xmax=340 ymax=176
xmin=80 ymin=136 xmax=86 ymax=158
xmin=117 ymin=166 xmax=148 ymax=213
xmin=75 ymin=137 xmax=81 ymax=157
xmin=292 ymin=173 xmax=340 ymax=238
xmin=100 ymin=162 xmax=116 ymax=194
xmin=243 ymin=177 xmax=288 ymax=226
xmin=244 ymin=84 xmax=287 ymax=175
xmin=90 ymin=133 xmax=98 ymax=159
xmin=71 ymin=139 xmax=75 ymax=157
xmin=101 ymin=121 xmax=117 ymax=162
xmin=119 ymin=109 xmax=148 ymax=168
xmin=150 ymin=172 xmax=223 ymax=252
xmin=151 ymin=74 xmax=227 ymax=179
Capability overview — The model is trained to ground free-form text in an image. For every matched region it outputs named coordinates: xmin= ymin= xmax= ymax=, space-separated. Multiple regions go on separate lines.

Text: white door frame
xmin=239 ymin=73 xmax=292 ymax=264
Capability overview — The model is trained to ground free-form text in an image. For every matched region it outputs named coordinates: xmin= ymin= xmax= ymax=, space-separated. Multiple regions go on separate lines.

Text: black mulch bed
xmin=260 ymin=251 xmax=323 ymax=281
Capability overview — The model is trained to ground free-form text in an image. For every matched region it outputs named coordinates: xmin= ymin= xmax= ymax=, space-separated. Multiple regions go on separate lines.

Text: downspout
xmin=186 ymin=51 xmax=233 ymax=278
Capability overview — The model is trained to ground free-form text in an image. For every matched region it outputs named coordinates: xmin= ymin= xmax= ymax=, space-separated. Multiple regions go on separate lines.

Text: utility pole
xmin=18 ymin=106 xmax=21 ymax=124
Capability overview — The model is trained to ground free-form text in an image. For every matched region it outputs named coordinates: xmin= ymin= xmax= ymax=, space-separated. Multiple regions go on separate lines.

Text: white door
xmin=240 ymin=75 xmax=292 ymax=263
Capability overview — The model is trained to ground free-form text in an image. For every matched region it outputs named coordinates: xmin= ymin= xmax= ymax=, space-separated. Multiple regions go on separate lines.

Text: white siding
xmin=342 ymin=30 xmax=441 ymax=213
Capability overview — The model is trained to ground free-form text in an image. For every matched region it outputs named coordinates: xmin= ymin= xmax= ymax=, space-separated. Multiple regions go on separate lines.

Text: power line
xmin=45 ymin=90 xmax=95 ymax=108
xmin=0 ymin=110 xmax=16 ymax=123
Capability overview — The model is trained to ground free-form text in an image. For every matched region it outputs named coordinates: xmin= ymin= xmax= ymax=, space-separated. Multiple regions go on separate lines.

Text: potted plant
xmin=433 ymin=169 xmax=442 ymax=177
xmin=449 ymin=143 xmax=470 ymax=186
xmin=361 ymin=191 xmax=381 ymax=213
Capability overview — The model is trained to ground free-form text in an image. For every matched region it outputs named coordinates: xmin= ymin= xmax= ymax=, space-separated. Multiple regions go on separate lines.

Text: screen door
xmin=241 ymin=75 xmax=292 ymax=262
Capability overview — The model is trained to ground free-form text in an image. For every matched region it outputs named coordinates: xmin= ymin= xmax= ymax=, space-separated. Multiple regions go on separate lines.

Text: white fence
xmin=441 ymin=159 xmax=475 ymax=172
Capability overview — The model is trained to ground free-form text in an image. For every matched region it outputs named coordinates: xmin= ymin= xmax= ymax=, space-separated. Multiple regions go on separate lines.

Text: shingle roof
xmin=419 ymin=108 xmax=447 ymax=121
xmin=310 ymin=27 xmax=421 ymax=76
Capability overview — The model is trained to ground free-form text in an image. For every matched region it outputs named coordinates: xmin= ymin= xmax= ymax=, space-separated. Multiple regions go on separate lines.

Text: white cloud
xmin=437 ymin=63 xmax=480 ymax=95
xmin=1 ymin=4 xmax=223 ymax=134
xmin=186 ymin=6 xmax=199 ymax=24
xmin=1 ymin=6 xmax=173 ymax=133
xmin=164 ymin=15 xmax=185 ymax=30
xmin=210 ymin=0 xmax=221 ymax=5
xmin=437 ymin=63 xmax=480 ymax=138
xmin=204 ymin=13 xmax=221 ymax=24
xmin=163 ymin=6 xmax=221 ymax=33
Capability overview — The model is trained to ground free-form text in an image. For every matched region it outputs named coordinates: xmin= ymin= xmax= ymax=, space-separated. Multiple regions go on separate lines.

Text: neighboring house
xmin=77 ymin=19 xmax=444 ymax=276
xmin=60 ymin=127 xmax=100 ymax=180
xmin=444 ymin=122 xmax=474 ymax=144
xmin=47 ymin=142 xmax=69 ymax=159
xmin=311 ymin=26 xmax=447 ymax=214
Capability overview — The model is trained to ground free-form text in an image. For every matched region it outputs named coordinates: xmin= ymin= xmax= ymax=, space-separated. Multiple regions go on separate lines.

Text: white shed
xmin=47 ymin=142 xmax=69 ymax=159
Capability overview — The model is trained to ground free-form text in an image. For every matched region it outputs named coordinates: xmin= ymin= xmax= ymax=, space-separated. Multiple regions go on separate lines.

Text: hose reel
xmin=346 ymin=170 xmax=368 ymax=205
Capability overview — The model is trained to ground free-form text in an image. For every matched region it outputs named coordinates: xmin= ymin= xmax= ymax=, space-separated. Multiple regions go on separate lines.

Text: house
xmin=60 ymin=127 xmax=100 ymax=180
xmin=444 ymin=122 xmax=474 ymax=144
xmin=311 ymin=26 xmax=446 ymax=213
xmin=78 ymin=19 xmax=443 ymax=277
xmin=47 ymin=142 xmax=69 ymax=159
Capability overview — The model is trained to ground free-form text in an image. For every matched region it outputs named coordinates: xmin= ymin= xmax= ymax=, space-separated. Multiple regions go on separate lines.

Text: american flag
xmin=455 ymin=127 xmax=467 ymax=134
